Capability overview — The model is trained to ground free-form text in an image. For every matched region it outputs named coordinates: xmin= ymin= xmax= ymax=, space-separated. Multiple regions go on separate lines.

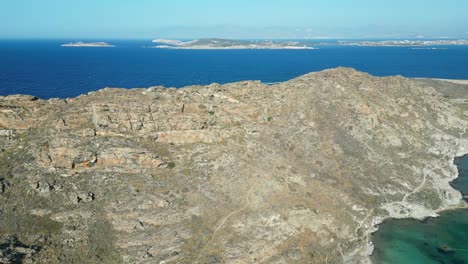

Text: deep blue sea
xmin=1 ymin=40 xmax=468 ymax=99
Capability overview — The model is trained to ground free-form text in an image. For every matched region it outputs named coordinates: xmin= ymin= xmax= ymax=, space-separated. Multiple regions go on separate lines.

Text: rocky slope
xmin=0 ymin=68 xmax=467 ymax=263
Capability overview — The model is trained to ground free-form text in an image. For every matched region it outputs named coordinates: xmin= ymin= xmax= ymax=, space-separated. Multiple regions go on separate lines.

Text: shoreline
xmin=367 ymin=203 xmax=468 ymax=263
xmin=415 ymin=77 xmax=468 ymax=85
xmin=363 ymin=146 xmax=468 ymax=263
xmin=6 ymin=75 xmax=465 ymax=101
xmin=365 ymin=203 xmax=468 ymax=263
xmin=430 ymin=79 xmax=468 ymax=85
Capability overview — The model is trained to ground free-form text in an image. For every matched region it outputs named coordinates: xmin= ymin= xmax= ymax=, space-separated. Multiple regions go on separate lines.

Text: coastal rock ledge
xmin=0 ymin=68 xmax=467 ymax=263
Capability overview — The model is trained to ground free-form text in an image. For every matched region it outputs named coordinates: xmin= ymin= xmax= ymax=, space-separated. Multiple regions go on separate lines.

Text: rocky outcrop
xmin=0 ymin=68 xmax=467 ymax=263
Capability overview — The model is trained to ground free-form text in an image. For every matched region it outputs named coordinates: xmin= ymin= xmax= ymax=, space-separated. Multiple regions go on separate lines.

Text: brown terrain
xmin=0 ymin=68 xmax=467 ymax=263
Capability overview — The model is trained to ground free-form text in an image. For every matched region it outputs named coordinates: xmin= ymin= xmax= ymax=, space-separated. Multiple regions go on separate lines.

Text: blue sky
xmin=1 ymin=0 xmax=468 ymax=39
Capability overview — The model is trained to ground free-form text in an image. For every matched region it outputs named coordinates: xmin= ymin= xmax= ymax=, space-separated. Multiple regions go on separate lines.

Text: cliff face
xmin=0 ymin=68 xmax=467 ymax=263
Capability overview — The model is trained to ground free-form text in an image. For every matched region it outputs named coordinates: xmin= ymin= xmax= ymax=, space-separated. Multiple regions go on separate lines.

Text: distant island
xmin=152 ymin=38 xmax=317 ymax=49
xmin=61 ymin=42 xmax=115 ymax=47
xmin=152 ymin=39 xmax=184 ymax=45
xmin=151 ymin=38 xmax=468 ymax=49
xmin=335 ymin=39 xmax=468 ymax=47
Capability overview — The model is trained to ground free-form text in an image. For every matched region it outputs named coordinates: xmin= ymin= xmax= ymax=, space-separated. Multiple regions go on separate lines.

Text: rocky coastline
xmin=1 ymin=68 xmax=467 ymax=263
xmin=363 ymin=150 xmax=468 ymax=263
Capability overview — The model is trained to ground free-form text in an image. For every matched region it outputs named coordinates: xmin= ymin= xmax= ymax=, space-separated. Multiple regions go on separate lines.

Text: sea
xmin=1 ymin=39 xmax=468 ymax=99
xmin=1 ymin=39 xmax=468 ymax=263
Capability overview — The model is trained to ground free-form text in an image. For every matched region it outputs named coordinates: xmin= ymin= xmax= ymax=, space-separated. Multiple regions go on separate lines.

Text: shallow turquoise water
xmin=371 ymin=155 xmax=468 ymax=264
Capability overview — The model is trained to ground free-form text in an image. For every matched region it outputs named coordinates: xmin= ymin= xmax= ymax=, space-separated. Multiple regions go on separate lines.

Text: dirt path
xmin=195 ymin=182 xmax=256 ymax=262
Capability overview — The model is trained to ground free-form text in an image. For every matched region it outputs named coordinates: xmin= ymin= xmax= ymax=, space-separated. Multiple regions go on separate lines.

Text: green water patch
xmin=371 ymin=155 xmax=468 ymax=264
xmin=371 ymin=210 xmax=468 ymax=264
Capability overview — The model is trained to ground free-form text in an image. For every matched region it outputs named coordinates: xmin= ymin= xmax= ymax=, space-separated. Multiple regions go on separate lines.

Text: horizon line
xmin=1 ymin=36 xmax=467 ymax=41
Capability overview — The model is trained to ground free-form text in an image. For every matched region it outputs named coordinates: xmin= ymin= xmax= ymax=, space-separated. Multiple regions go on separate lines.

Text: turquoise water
xmin=371 ymin=155 xmax=468 ymax=264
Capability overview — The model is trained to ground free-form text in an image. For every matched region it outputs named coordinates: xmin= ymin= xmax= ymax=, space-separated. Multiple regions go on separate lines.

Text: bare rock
xmin=0 ymin=68 xmax=467 ymax=263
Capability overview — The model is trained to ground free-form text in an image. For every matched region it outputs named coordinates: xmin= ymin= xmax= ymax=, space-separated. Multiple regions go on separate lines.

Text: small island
xmin=61 ymin=42 xmax=115 ymax=47
xmin=152 ymin=38 xmax=317 ymax=49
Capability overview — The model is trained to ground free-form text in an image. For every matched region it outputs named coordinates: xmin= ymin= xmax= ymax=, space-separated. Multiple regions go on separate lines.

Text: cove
xmin=371 ymin=155 xmax=468 ymax=264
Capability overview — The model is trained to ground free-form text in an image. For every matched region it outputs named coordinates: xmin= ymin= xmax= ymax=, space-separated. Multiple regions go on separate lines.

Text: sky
xmin=1 ymin=0 xmax=468 ymax=39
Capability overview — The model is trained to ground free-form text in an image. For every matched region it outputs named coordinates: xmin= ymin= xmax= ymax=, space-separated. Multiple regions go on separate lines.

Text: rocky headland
xmin=0 ymin=68 xmax=467 ymax=263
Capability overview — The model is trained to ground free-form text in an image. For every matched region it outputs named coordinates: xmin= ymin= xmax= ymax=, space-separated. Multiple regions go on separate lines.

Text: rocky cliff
xmin=0 ymin=68 xmax=467 ymax=263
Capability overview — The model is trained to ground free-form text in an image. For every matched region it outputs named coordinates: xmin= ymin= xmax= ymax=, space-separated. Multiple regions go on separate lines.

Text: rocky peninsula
xmin=0 ymin=68 xmax=467 ymax=263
